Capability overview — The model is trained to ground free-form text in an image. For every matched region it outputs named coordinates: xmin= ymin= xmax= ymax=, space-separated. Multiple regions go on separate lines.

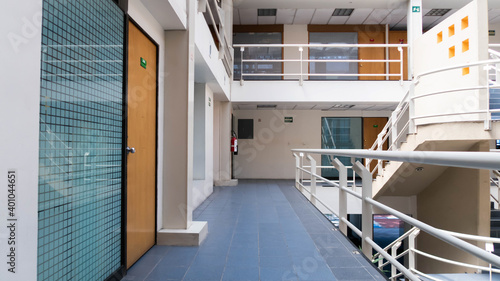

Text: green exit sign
xmin=284 ymin=117 xmax=293 ymax=123
xmin=412 ymin=6 xmax=420 ymax=13
xmin=140 ymin=57 xmax=147 ymax=69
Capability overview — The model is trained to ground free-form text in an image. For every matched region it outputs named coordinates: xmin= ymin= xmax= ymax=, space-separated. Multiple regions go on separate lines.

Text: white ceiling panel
xmin=345 ymin=8 xmax=373 ymax=25
xmin=422 ymin=16 xmax=441 ymax=30
xmin=238 ymin=104 xmax=257 ymax=110
xmin=390 ymin=15 xmax=406 ymax=29
xmin=363 ymin=9 xmax=391 ymax=24
xmin=258 ymin=16 xmax=277 ymax=25
xmin=425 ymin=9 xmax=458 ymax=30
xmin=491 ymin=16 xmax=500 ymax=24
xmin=239 ymin=8 xmax=258 ymax=25
xmin=310 ymin=9 xmax=335 ymax=25
xmin=381 ymin=8 xmax=406 ymax=26
xmin=351 ymin=105 xmax=375 ymax=110
xmin=328 ymin=16 xmax=349 ymax=25
xmin=293 ymin=9 xmax=315 ymax=24
xmin=293 ymin=104 xmax=315 ymax=110
xmin=276 ymin=9 xmax=296 ymax=25
xmin=233 ymin=8 xmax=240 ymax=25
xmin=311 ymin=104 xmax=333 ymax=110
xmin=489 ymin=9 xmax=500 ymax=21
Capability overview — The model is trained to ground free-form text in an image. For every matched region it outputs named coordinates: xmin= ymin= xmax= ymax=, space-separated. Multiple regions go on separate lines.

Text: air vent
xmin=332 ymin=9 xmax=354 ymax=17
xmin=425 ymin=9 xmax=451 ymax=16
xmin=322 ymin=104 xmax=355 ymax=110
xmin=257 ymin=104 xmax=277 ymax=109
xmin=258 ymin=9 xmax=277 ymax=17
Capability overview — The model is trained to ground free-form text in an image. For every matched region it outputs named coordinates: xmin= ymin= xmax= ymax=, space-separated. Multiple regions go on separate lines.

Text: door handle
xmin=126 ymin=146 xmax=136 ymax=154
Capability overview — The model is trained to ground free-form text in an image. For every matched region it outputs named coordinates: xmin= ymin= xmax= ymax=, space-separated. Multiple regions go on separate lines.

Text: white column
xmin=0 ymin=1 xmax=42 ymax=280
xmin=158 ymin=0 xmax=207 ymax=245
xmin=407 ymin=0 xmax=423 ymax=80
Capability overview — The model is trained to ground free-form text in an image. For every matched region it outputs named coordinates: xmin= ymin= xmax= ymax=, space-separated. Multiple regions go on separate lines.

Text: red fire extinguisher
xmin=231 ymin=131 xmax=238 ymax=155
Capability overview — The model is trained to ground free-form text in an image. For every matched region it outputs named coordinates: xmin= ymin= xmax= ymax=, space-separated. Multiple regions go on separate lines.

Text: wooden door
xmin=389 ymin=31 xmax=408 ymax=81
xmin=126 ymin=21 xmax=157 ymax=269
xmin=358 ymin=29 xmax=386 ymax=80
xmin=363 ymin=117 xmax=388 ymax=172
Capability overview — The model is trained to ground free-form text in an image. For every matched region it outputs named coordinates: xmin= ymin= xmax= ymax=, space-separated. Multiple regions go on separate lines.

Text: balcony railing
xmin=233 ymin=43 xmax=408 ymax=85
xmin=200 ymin=0 xmax=233 ymax=78
xmin=292 ymin=149 xmax=500 ymax=281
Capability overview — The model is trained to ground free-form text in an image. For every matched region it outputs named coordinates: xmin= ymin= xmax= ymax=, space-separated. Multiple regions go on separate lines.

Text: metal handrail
xmin=235 ymin=43 xmax=407 ymax=84
xmin=292 ymin=149 xmax=500 ymax=272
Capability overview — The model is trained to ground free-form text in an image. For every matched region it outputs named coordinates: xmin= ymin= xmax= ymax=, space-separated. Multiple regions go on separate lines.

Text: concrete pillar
xmin=157 ymin=0 xmax=207 ymax=246
xmin=214 ymin=101 xmax=237 ymax=186
xmin=407 ymin=0 xmax=422 ymax=79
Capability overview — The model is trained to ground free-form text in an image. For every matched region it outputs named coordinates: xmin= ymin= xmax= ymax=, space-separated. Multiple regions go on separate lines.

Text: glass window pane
xmin=310 ymin=32 xmax=358 ymax=80
xmin=321 ymin=117 xmax=362 ymax=178
xmin=233 ymin=32 xmax=282 ymax=80
xmin=38 ymin=0 xmax=124 ymax=280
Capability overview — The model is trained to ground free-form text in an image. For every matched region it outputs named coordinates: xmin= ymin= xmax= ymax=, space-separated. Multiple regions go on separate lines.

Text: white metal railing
xmin=201 ymin=0 xmax=233 ymax=77
xmin=233 ymin=43 xmax=408 ymax=85
xmin=366 ymin=46 xmax=500 ymax=177
xmin=292 ymin=149 xmax=500 ymax=281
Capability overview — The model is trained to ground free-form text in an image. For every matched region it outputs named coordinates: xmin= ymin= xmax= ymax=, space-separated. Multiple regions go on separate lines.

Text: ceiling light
xmin=257 ymin=104 xmax=277 ymax=109
xmin=425 ymin=9 xmax=451 ymax=16
xmin=258 ymin=9 xmax=277 ymax=17
xmin=332 ymin=9 xmax=354 ymax=17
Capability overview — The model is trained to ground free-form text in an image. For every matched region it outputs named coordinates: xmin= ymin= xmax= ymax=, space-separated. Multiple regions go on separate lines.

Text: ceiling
xmin=232 ymin=103 xmax=397 ymax=111
xmin=233 ymin=0 xmax=500 ymax=30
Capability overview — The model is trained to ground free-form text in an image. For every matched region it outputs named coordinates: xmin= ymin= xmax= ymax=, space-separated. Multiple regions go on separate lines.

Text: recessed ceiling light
xmin=257 ymin=104 xmax=277 ymax=109
xmin=258 ymin=9 xmax=277 ymax=17
xmin=332 ymin=9 xmax=354 ymax=17
xmin=321 ymin=104 xmax=355 ymax=111
xmin=425 ymin=9 xmax=451 ymax=16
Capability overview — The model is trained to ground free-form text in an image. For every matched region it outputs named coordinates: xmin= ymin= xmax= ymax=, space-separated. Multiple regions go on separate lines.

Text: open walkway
xmin=124 ymin=180 xmax=386 ymax=281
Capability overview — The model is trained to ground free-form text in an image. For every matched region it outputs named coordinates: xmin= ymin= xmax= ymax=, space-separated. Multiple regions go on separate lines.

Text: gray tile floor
xmin=123 ymin=180 xmax=386 ymax=281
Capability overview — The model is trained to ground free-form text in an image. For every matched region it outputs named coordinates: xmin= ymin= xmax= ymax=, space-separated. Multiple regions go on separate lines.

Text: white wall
xmin=233 ymin=110 xmax=390 ymax=179
xmin=192 ymin=85 xmax=215 ymax=209
xmin=0 ymin=1 xmax=42 ymax=280
xmin=129 ymin=0 xmax=166 ymax=231
xmin=413 ymin=0 xmax=489 ymax=125
xmin=283 ymin=25 xmax=308 ymax=80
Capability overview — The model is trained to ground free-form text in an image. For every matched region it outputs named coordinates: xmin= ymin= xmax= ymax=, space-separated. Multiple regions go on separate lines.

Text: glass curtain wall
xmin=321 ymin=117 xmax=362 ymax=178
xmin=38 ymin=0 xmax=125 ymax=279
xmin=233 ymin=32 xmax=282 ymax=80
xmin=310 ymin=32 xmax=358 ymax=80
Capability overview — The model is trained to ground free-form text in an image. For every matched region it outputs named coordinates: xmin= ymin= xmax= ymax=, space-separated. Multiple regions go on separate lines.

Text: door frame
xmin=122 ymin=16 xmax=160 ymax=271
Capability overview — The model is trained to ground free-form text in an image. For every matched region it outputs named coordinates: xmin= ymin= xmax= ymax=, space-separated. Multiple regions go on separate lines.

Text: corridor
xmin=123 ymin=180 xmax=386 ymax=281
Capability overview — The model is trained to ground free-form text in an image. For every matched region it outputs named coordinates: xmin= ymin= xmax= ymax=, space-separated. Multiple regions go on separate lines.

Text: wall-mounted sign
xmin=140 ymin=57 xmax=147 ymax=69
xmin=412 ymin=6 xmax=420 ymax=13
xmin=373 ymin=124 xmax=379 ymax=128
xmin=284 ymin=117 xmax=293 ymax=123
xmin=490 ymin=30 xmax=496 ymax=36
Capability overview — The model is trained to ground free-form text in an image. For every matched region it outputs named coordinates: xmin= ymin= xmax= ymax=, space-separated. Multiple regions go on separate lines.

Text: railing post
xmin=408 ymin=83 xmax=416 ymax=134
xmin=391 ymin=110 xmax=399 ymax=150
xmin=332 ymin=158 xmax=348 ymax=235
xmin=240 ymin=47 xmax=244 ymax=86
xmin=307 ymin=154 xmax=317 ymax=206
xmin=352 ymin=161 xmax=373 ymax=257
xmin=299 ymin=47 xmax=304 ymax=86
xmin=391 ymin=242 xmax=402 ymax=279
xmin=486 ymin=65 xmax=492 ymax=131
xmin=377 ymin=134 xmax=383 ymax=175
xmin=299 ymin=153 xmax=304 ymax=192
xmin=294 ymin=153 xmax=300 ymax=190
xmin=409 ymin=228 xmax=420 ymax=273
xmin=399 ymin=46 xmax=404 ymax=84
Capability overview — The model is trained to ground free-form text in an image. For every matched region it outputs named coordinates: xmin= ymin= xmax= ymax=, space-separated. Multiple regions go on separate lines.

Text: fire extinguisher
xmin=231 ymin=131 xmax=238 ymax=155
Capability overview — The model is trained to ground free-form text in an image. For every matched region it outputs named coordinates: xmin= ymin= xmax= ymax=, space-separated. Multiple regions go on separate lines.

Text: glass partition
xmin=233 ymin=32 xmax=282 ymax=80
xmin=310 ymin=32 xmax=358 ymax=80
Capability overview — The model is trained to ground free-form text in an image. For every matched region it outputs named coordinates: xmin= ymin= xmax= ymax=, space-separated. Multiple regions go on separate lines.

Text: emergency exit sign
xmin=412 ymin=6 xmax=420 ymax=13
xmin=284 ymin=117 xmax=293 ymax=123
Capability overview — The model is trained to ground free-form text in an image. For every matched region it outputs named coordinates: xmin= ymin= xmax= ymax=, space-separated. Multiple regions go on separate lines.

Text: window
xmin=233 ymin=32 xmax=282 ymax=80
xmin=321 ymin=117 xmax=362 ymax=178
xmin=309 ymin=32 xmax=358 ymax=80
xmin=238 ymin=119 xmax=254 ymax=139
